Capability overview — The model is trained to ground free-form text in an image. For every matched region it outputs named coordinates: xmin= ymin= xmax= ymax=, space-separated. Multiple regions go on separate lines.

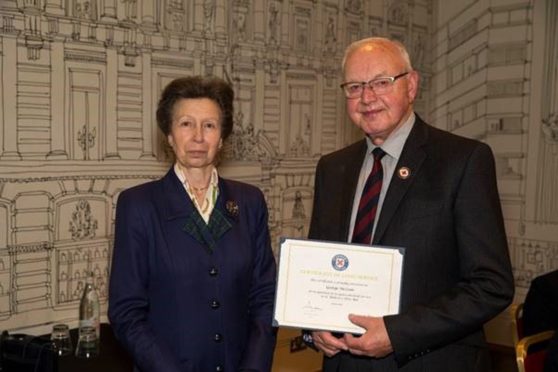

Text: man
xmin=522 ymin=270 xmax=558 ymax=372
xmin=522 ymin=269 xmax=558 ymax=336
xmin=306 ymin=37 xmax=514 ymax=371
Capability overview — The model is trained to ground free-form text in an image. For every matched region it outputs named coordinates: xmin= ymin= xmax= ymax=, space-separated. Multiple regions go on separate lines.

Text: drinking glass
xmin=75 ymin=326 xmax=99 ymax=358
xmin=51 ymin=324 xmax=73 ymax=356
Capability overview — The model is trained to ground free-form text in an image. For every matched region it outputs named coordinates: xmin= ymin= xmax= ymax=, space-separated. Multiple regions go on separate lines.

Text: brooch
xmin=398 ymin=167 xmax=410 ymax=179
xmin=226 ymin=200 xmax=239 ymax=218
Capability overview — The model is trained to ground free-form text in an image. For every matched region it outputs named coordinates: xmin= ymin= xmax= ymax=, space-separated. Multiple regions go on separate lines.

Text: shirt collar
xmin=365 ymin=111 xmax=415 ymax=160
xmin=173 ymin=163 xmax=219 ymax=189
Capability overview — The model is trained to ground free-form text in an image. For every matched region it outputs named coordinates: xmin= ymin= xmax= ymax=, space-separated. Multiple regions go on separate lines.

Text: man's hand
xmin=343 ymin=315 xmax=393 ymax=358
xmin=311 ymin=331 xmax=348 ymax=357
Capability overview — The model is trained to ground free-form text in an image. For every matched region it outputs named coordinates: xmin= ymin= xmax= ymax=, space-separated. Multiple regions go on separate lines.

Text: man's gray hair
xmin=341 ymin=37 xmax=413 ymax=74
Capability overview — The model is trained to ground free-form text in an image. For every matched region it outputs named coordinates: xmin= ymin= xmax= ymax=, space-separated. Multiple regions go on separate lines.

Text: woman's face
xmin=167 ymin=98 xmax=223 ymax=170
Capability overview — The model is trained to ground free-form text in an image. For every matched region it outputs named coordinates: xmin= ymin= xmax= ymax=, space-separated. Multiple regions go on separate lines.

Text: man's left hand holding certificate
xmin=273 ymin=238 xmax=405 ymax=334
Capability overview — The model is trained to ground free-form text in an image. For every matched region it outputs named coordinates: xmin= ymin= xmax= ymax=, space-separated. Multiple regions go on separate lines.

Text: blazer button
xmin=210 ymin=300 xmax=220 ymax=309
xmin=215 ymin=365 xmax=224 ymax=372
xmin=209 ymin=267 xmax=218 ymax=276
xmin=214 ymin=333 xmax=223 ymax=342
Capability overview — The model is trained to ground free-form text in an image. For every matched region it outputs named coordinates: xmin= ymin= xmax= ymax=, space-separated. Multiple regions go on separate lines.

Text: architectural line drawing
xmin=0 ymin=1 xmax=556 ymax=345
xmin=431 ymin=0 xmax=557 ymax=302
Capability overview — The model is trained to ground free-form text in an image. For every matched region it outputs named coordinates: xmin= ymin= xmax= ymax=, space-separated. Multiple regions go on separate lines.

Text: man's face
xmin=343 ymin=43 xmax=419 ymax=145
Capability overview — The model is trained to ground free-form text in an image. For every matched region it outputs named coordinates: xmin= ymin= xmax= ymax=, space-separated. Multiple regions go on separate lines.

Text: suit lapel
xmin=161 ymin=167 xmax=193 ymax=221
xmin=373 ymin=118 xmax=429 ymax=244
xmin=340 ymin=140 xmax=368 ymax=240
xmin=182 ymin=212 xmax=213 ymax=252
xmin=205 ymin=180 xmax=236 ymax=248
xmin=159 ymin=168 xmax=206 ymax=248
xmin=161 ymin=169 xmax=235 ymax=253
xmin=183 ymin=178 xmax=236 ymax=252
xmin=182 ymin=207 xmax=233 ymax=253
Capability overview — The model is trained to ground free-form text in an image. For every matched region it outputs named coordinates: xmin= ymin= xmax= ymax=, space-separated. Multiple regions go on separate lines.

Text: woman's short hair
xmin=156 ymin=76 xmax=234 ymax=140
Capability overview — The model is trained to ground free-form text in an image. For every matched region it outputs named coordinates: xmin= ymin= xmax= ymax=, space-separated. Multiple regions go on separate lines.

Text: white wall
xmin=0 ymin=0 xmax=431 ymax=335
xmin=1 ymin=0 xmax=555 ymax=351
xmin=431 ymin=0 xmax=558 ymax=346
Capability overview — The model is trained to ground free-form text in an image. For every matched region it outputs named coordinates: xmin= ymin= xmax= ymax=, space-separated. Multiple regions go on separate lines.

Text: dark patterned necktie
xmin=351 ymin=147 xmax=386 ymax=244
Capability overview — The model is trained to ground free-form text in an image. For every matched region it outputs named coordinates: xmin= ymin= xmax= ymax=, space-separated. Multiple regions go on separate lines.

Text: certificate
xmin=273 ymin=238 xmax=405 ymax=334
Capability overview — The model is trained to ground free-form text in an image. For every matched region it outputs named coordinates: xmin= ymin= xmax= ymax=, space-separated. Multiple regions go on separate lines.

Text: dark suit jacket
xmin=522 ymin=270 xmax=558 ymax=372
xmin=523 ymin=270 xmax=558 ymax=336
xmin=108 ymin=168 xmax=277 ymax=372
xmin=309 ymin=116 xmax=514 ymax=372
xmin=544 ymin=332 xmax=558 ymax=372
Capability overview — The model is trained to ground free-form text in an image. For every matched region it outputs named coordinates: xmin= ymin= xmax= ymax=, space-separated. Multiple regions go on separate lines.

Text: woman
xmin=108 ymin=76 xmax=277 ymax=372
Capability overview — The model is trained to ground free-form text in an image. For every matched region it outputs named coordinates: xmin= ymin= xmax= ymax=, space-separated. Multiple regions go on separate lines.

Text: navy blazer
xmin=310 ymin=116 xmax=514 ymax=372
xmin=108 ymin=168 xmax=277 ymax=372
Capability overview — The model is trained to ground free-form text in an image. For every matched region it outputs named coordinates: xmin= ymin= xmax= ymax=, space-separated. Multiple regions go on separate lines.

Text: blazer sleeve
xmin=384 ymin=142 xmax=514 ymax=364
xmin=239 ymin=189 xmax=278 ymax=371
xmin=108 ymin=190 xmax=183 ymax=372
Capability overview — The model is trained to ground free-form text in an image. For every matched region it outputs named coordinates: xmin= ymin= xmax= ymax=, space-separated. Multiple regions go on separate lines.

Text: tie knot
xmin=372 ymin=147 xmax=386 ymax=161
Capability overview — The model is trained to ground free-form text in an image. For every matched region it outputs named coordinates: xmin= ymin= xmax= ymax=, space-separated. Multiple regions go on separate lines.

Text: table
xmin=0 ymin=323 xmax=133 ymax=372
xmin=58 ymin=323 xmax=133 ymax=372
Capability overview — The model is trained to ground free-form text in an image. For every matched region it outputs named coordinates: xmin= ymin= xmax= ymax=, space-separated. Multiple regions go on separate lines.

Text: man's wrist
xmin=302 ymin=330 xmax=318 ymax=351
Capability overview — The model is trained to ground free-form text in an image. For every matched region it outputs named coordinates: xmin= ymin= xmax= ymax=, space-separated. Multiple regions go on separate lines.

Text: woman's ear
xmin=218 ymin=138 xmax=223 ymax=149
xmin=167 ymin=134 xmax=174 ymax=148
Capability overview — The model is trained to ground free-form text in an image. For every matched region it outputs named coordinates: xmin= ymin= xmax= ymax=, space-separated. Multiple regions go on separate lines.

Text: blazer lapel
xmin=161 ymin=167 xmax=193 ymax=221
xmin=182 ymin=212 xmax=214 ymax=252
xmin=373 ymin=118 xmax=429 ymax=244
xmin=340 ymin=140 xmax=368 ymax=240
xmin=160 ymin=168 xmax=219 ymax=252
xmin=208 ymin=179 xmax=236 ymax=242
xmin=182 ymin=178 xmax=236 ymax=252
xmin=208 ymin=209 xmax=233 ymax=242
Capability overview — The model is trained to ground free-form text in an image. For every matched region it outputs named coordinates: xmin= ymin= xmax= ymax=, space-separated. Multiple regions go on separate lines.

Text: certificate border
xmin=273 ymin=238 xmax=405 ymax=334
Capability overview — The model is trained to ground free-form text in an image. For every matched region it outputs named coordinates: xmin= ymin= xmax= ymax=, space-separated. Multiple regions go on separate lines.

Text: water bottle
xmin=78 ymin=272 xmax=100 ymax=339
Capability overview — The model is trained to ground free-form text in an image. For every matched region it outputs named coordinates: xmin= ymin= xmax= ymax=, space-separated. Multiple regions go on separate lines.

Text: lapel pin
xmin=398 ymin=167 xmax=410 ymax=179
xmin=226 ymin=200 xmax=239 ymax=218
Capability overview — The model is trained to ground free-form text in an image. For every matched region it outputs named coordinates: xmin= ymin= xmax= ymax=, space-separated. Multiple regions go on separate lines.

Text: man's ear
xmin=407 ymin=70 xmax=420 ymax=103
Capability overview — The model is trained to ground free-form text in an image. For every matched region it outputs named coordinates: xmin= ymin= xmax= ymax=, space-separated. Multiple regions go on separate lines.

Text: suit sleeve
xmin=384 ymin=142 xmax=514 ymax=364
xmin=108 ymin=190 xmax=183 ymax=372
xmin=239 ymin=190 xmax=278 ymax=371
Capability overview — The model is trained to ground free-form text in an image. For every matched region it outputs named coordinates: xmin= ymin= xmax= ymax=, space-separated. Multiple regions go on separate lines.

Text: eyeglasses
xmin=340 ymin=72 xmax=410 ymax=98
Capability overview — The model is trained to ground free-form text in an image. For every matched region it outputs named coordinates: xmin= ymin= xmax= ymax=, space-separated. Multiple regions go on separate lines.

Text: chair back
xmin=512 ymin=302 xmax=525 ymax=346
xmin=516 ymin=330 xmax=555 ymax=372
